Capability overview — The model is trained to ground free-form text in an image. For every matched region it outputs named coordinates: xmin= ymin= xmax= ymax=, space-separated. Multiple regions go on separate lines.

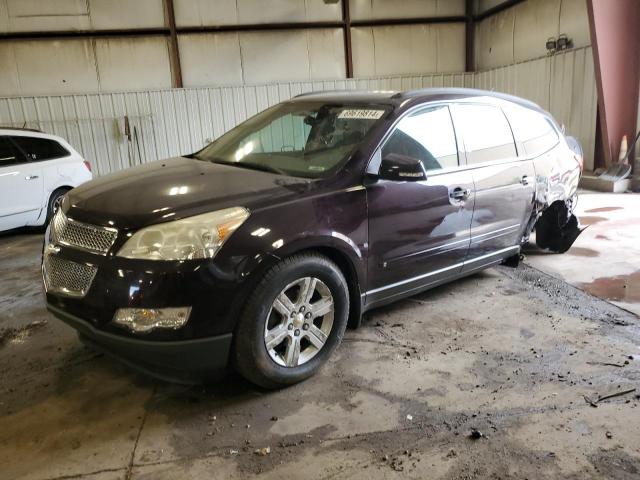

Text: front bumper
xmin=48 ymin=304 xmax=233 ymax=383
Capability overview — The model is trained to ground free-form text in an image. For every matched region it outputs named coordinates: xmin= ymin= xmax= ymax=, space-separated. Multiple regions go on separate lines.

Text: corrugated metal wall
xmin=0 ymin=47 xmax=596 ymax=175
xmin=475 ymin=46 xmax=597 ymax=170
xmin=0 ymin=73 xmax=473 ymax=176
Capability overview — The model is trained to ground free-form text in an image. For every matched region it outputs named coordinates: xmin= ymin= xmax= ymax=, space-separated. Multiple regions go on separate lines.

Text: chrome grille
xmin=51 ymin=210 xmax=117 ymax=255
xmin=43 ymin=251 xmax=97 ymax=298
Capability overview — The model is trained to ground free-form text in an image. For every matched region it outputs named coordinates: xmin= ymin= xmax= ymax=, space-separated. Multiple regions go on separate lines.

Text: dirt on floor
xmin=0 ymin=232 xmax=639 ymax=480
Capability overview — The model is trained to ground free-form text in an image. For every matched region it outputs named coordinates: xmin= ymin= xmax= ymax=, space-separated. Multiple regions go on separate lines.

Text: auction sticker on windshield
xmin=337 ymin=109 xmax=385 ymax=120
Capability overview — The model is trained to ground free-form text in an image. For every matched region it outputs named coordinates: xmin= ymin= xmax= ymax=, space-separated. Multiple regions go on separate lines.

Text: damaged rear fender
xmin=533 ymin=200 xmax=584 ymax=253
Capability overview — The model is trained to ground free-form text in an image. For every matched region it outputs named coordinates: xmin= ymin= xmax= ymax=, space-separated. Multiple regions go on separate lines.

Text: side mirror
xmin=379 ymin=153 xmax=426 ymax=181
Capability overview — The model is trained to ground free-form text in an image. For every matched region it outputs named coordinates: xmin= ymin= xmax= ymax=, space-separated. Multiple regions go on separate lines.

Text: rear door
xmin=0 ymin=136 xmax=43 ymax=230
xmin=450 ymin=103 xmax=535 ymax=271
xmin=366 ymin=105 xmax=474 ymax=306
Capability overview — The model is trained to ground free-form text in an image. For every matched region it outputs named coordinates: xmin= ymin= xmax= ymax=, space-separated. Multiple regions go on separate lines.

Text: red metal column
xmin=588 ymin=0 xmax=640 ymax=168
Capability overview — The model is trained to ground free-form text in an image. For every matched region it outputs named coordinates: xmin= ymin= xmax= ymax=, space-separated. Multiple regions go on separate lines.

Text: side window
xmin=11 ymin=136 xmax=69 ymax=162
xmin=505 ymin=106 xmax=559 ymax=157
xmin=381 ymin=105 xmax=458 ymax=172
xmin=0 ymin=136 xmax=26 ymax=167
xmin=452 ymin=104 xmax=517 ymax=164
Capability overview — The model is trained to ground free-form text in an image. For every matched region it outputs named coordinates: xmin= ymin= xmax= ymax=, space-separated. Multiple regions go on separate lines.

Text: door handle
xmin=25 ymin=175 xmax=39 ymax=180
xmin=449 ymin=187 xmax=471 ymax=200
xmin=520 ymin=175 xmax=531 ymax=186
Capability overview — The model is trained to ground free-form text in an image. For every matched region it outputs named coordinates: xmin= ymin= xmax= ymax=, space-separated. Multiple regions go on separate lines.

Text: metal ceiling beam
xmin=473 ymin=0 xmax=527 ymax=22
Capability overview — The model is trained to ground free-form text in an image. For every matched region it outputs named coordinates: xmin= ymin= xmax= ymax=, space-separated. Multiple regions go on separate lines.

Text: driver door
xmin=366 ymin=105 xmax=474 ymax=307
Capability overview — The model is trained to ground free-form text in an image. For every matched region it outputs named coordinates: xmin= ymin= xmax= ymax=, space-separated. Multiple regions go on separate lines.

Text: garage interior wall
xmin=475 ymin=0 xmax=591 ymax=69
xmin=0 ymin=0 xmax=596 ymax=173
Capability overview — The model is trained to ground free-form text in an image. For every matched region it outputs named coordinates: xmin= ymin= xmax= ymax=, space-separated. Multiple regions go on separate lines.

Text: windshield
xmin=193 ymin=101 xmax=390 ymax=178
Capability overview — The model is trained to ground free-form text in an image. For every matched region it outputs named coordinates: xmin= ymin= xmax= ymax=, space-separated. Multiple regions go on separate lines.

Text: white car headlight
xmin=117 ymin=207 xmax=249 ymax=260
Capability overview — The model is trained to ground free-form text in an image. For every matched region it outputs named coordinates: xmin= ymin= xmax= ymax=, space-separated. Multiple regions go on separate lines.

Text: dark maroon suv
xmin=43 ymin=88 xmax=582 ymax=388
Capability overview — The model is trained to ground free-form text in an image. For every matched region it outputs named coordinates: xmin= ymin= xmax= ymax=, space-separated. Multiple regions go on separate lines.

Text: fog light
xmin=113 ymin=307 xmax=191 ymax=333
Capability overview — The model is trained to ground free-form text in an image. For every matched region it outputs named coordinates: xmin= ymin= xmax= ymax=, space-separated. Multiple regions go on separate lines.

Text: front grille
xmin=51 ymin=210 xmax=117 ymax=255
xmin=43 ymin=251 xmax=97 ymax=298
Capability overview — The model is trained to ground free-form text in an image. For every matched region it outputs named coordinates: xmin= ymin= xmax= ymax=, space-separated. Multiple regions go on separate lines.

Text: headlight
xmin=117 ymin=207 xmax=249 ymax=260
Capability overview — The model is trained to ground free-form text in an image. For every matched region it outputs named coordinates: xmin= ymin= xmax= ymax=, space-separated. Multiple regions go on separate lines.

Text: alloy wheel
xmin=264 ymin=276 xmax=334 ymax=367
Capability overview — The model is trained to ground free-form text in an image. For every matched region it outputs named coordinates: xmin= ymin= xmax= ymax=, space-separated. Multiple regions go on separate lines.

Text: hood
xmin=64 ymin=157 xmax=311 ymax=230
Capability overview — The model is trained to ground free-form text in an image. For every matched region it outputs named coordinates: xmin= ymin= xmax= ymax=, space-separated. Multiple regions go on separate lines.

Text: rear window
xmin=505 ymin=106 xmax=559 ymax=157
xmin=11 ymin=136 xmax=69 ymax=162
xmin=451 ymin=104 xmax=517 ymax=165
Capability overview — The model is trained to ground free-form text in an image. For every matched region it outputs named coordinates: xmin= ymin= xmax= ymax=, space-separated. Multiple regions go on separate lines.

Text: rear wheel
xmin=233 ymin=253 xmax=349 ymax=389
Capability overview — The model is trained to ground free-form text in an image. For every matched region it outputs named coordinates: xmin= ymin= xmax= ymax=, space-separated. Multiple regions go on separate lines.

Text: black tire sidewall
xmin=46 ymin=189 xmax=66 ymax=223
xmin=234 ymin=255 xmax=349 ymax=388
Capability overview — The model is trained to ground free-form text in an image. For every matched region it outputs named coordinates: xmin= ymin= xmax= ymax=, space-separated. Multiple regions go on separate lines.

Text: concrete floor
xmin=525 ymin=192 xmax=640 ymax=316
xmin=1 ymin=204 xmax=640 ymax=479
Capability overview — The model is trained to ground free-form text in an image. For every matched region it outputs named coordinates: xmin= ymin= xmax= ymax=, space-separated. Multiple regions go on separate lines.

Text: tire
xmin=233 ymin=253 xmax=349 ymax=389
xmin=45 ymin=188 xmax=68 ymax=224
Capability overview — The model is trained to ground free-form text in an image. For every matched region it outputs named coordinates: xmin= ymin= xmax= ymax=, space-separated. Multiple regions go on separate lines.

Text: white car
xmin=0 ymin=128 xmax=92 ymax=232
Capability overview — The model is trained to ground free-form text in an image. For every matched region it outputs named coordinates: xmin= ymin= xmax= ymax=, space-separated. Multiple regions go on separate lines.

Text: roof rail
xmin=294 ymin=90 xmax=352 ymax=98
xmin=396 ymin=87 xmax=542 ymax=110
xmin=0 ymin=126 xmax=43 ymax=133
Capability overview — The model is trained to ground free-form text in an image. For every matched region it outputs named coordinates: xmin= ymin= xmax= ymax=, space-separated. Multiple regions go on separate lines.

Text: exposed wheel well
xmin=44 ymin=187 xmax=73 ymax=224
xmin=310 ymin=247 xmax=363 ymax=329
xmin=51 ymin=186 xmax=73 ymax=196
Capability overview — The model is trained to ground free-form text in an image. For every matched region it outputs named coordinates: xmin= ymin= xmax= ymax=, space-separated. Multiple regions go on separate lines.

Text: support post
xmin=465 ymin=0 xmax=474 ymax=72
xmin=587 ymin=0 xmax=640 ymax=168
xmin=164 ymin=0 xmax=183 ymax=88
xmin=342 ymin=0 xmax=353 ymax=78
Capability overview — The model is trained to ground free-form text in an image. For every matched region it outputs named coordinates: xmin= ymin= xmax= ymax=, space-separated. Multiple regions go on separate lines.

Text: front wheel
xmin=233 ymin=253 xmax=349 ymax=389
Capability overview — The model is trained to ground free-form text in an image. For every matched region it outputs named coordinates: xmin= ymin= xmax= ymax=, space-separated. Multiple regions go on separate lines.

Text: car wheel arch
xmin=238 ymin=239 xmax=364 ymax=330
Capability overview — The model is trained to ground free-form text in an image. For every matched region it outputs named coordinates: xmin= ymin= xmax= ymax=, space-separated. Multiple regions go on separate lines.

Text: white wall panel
xmin=174 ymin=0 xmax=341 ymax=27
xmin=94 ymin=37 xmax=172 ymax=92
xmin=239 ymin=29 xmax=344 ymax=84
xmin=0 ymin=43 xmax=20 ymax=96
xmin=513 ymin=0 xmax=560 ymax=63
xmin=352 ymin=24 xmax=464 ymax=76
xmin=0 ymin=0 xmax=164 ymax=33
xmin=349 ymin=0 xmax=464 ymax=20
xmin=559 ymin=0 xmax=591 ymax=50
xmin=237 ymin=0 xmax=341 ymax=24
xmin=0 ymin=0 xmax=90 ymax=32
xmin=87 ymin=0 xmax=165 ymax=30
xmin=436 ymin=23 xmax=466 ymax=73
xmin=178 ymin=33 xmax=243 ymax=87
xmin=475 ymin=6 xmax=515 ymax=69
xmin=174 ymin=0 xmax=238 ymax=27
xmin=475 ymin=0 xmax=591 ymax=69
xmin=307 ymin=29 xmax=346 ymax=80
xmin=6 ymin=39 xmax=100 ymax=95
